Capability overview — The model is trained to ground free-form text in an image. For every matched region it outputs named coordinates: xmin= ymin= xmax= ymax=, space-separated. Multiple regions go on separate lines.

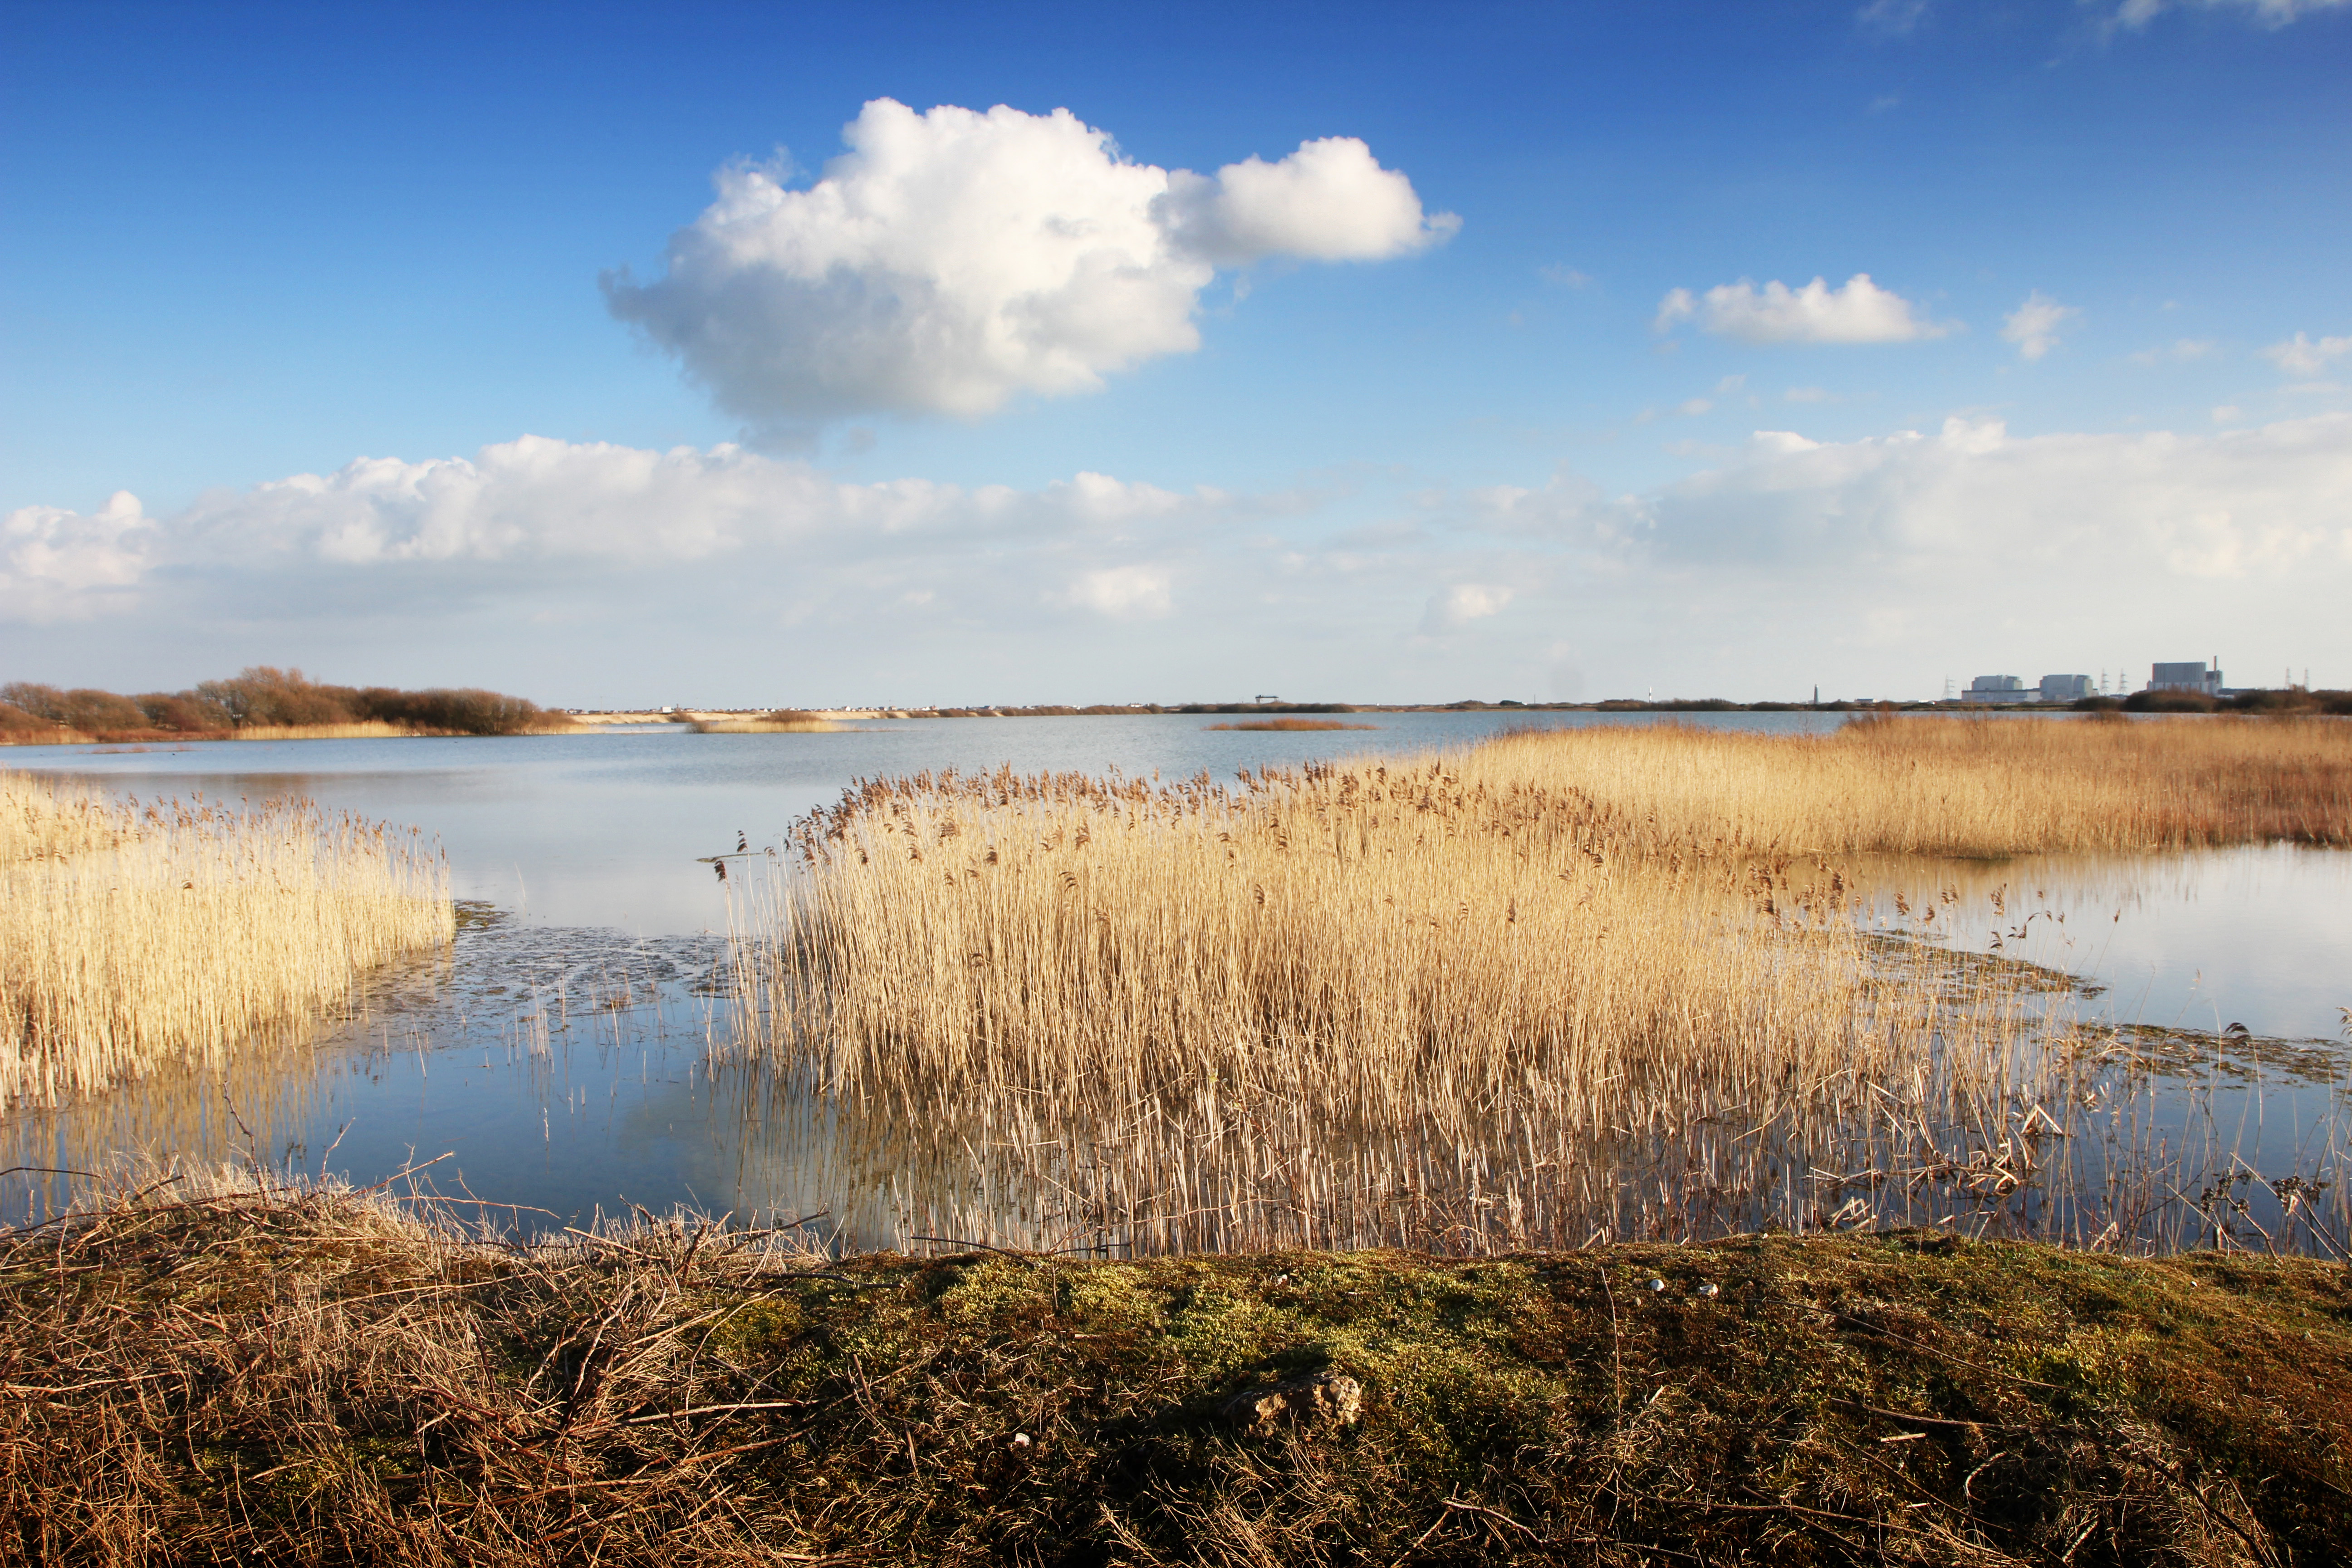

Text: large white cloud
xmin=604 ymin=100 xmax=1455 ymax=424
xmin=1464 ymin=412 xmax=2352 ymax=582
xmin=9 ymin=415 xmax=2347 ymax=702
xmin=1655 ymin=274 xmax=1951 ymax=345
xmin=1 ymin=490 xmax=155 ymax=623
xmin=0 ymin=437 xmax=1219 ymax=627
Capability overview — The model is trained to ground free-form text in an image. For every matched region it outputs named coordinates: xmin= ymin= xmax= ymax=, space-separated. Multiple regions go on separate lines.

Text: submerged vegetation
xmin=4 ymin=1166 xmax=2347 ymax=1565
xmin=0 ymin=773 xmax=451 ymax=1105
xmin=727 ymin=719 xmax=2352 ymax=1253
xmin=0 ymin=666 xmax=573 ymax=744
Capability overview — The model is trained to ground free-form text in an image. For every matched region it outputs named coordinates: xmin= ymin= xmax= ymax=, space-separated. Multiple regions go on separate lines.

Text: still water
xmin=5 ymin=713 xmax=2347 ymax=1251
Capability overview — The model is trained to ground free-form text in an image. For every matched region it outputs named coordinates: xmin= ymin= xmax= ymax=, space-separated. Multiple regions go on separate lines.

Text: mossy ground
xmin=4 ymin=1184 xmax=2347 ymax=1564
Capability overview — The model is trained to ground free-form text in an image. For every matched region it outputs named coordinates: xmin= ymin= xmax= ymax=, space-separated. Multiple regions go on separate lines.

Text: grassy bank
xmin=0 ymin=774 xmax=451 ymax=1104
xmin=4 ymin=1172 xmax=2347 ymax=1565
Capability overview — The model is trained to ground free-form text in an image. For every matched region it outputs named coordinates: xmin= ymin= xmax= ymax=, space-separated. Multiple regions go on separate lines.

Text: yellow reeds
xmin=724 ymin=717 xmax=2350 ymax=1251
xmin=0 ymin=773 xmax=452 ymax=1106
xmin=1466 ymin=713 xmax=2352 ymax=856
xmin=692 ymin=718 xmax=843 ymax=734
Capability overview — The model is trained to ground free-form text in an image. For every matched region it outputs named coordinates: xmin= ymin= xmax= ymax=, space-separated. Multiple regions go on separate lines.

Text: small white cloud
xmin=2264 ymin=330 xmax=2352 ymax=376
xmin=1857 ymin=0 xmax=1932 ymax=33
xmin=606 ymin=98 xmax=1454 ymax=426
xmin=1420 ymin=583 xmax=1513 ymax=634
xmin=1714 ymin=374 xmax=1747 ymax=394
xmin=1157 ymin=134 xmax=1457 ymax=265
xmin=1867 ymin=93 xmax=1903 ymax=113
xmin=2000 ymin=290 xmax=2079 ymax=361
xmin=1783 ymin=385 xmax=1834 ymax=403
xmin=2128 ymin=338 xmax=2217 ymax=366
xmin=1062 ymin=564 xmax=1173 ymax=619
xmin=2116 ymin=0 xmax=2348 ymax=27
xmin=1675 ymin=397 xmax=1714 ymax=417
xmin=2212 ymin=405 xmax=2244 ymax=423
xmin=1539 ymin=264 xmax=1593 ymax=289
xmin=0 ymin=490 xmax=155 ymax=621
xmin=1655 ymin=274 xmax=1952 ymax=344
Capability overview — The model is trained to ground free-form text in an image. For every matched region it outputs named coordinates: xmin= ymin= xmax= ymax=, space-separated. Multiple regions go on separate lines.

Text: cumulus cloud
xmin=13 ymin=414 xmax=2347 ymax=703
xmin=0 ymin=436 xmax=1226 ymax=631
xmin=2000 ymin=291 xmax=2078 ymax=360
xmin=603 ymin=99 xmax=1455 ymax=425
xmin=1419 ymin=583 xmax=1514 ymax=634
xmin=1654 ymin=273 xmax=1951 ymax=344
xmin=1 ymin=490 xmax=155 ymax=622
xmin=2264 ymin=330 xmax=2352 ymax=376
xmin=1060 ymin=564 xmax=1174 ymax=619
xmin=2115 ymin=0 xmax=2348 ymax=27
xmin=1628 ymin=413 xmax=2352 ymax=578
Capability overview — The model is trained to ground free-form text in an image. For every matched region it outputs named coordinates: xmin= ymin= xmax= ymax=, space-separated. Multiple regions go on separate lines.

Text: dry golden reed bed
xmin=0 ymin=773 xmax=451 ymax=1105
xmin=728 ymin=716 xmax=2351 ymax=1251
xmin=691 ymin=710 xmax=843 ymax=734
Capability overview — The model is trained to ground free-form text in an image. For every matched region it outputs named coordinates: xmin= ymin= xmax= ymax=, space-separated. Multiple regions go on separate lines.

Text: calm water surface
xmin=6 ymin=714 xmax=2346 ymax=1250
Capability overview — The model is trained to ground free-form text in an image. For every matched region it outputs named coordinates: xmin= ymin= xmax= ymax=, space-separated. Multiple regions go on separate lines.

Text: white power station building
xmin=2149 ymin=661 xmax=2224 ymax=697
xmin=1963 ymin=674 xmax=2092 ymax=705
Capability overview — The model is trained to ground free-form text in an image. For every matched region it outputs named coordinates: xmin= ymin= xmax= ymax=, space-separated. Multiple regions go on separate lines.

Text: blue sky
xmin=4 ymin=0 xmax=2348 ymax=705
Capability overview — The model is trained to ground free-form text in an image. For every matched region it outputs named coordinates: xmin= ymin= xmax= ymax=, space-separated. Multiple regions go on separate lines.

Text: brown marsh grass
xmin=13 ymin=1161 xmax=2347 ymax=1566
xmin=0 ymin=773 xmax=452 ymax=1105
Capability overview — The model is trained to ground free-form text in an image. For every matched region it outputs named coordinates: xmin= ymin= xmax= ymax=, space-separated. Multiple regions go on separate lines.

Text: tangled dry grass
xmin=0 ymin=773 xmax=451 ymax=1105
xmin=2 ymin=1166 xmax=2346 ymax=1566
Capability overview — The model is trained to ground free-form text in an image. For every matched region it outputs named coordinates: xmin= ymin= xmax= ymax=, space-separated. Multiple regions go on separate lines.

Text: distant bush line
xmin=2076 ymin=689 xmax=2352 ymax=715
xmin=0 ymin=666 xmax=571 ymax=742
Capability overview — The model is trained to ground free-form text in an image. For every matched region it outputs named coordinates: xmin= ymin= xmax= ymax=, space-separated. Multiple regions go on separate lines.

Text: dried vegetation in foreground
xmin=728 ymin=718 xmax=2352 ymax=1252
xmin=3 ymin=1168 xmax=2347 ymax=1566
xmin=0 ymin=773 xmax=451 ymax=1105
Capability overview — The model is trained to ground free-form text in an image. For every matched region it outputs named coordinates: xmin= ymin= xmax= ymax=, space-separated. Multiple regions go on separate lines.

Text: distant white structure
xmin=1965 ymin=675 xmax=2033 ymax=704
xmin=1957 ymin=672 xmax=2095 ymax=705
xmin=2149 ymin=660 xmax=2224 ymax=697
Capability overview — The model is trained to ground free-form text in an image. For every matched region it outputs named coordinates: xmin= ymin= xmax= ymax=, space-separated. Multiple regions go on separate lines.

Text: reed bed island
xmin=727 ymin=717 xmax=2352 ymax=1253
xmin=0 ymin=773 xmax=451 ymax=1104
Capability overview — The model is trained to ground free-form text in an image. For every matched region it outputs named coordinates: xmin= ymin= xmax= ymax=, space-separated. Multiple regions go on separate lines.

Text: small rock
xmin=1646 ymin=1277 xmax=1666 ymax=1292
xmin=1010 ymin=1432 xmax=1031 ymax=1448
xmin=1222 ymin=1370 xmax=1365 ymax=1434
xmin=1698 ymin=1282 xmax=1720 ymax=1298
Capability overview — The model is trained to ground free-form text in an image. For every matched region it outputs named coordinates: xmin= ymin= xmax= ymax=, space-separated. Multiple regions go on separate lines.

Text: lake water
xmin=5 ymin=714 xmax=2347 ymax=1255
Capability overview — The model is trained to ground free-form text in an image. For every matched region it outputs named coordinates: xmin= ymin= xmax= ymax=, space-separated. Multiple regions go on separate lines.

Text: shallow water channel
xmin=5 ymin=714 xmax=2347 ymax=1255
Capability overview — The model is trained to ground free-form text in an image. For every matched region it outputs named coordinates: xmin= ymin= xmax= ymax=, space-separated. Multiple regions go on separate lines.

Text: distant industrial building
xmin=1965 ymin=675 xmax=2031 ymax=704
xmin=1956 ymin=673 xmax=2094 ymax=705
xmin=2149 ymin=660 xmax=2224 ymax=697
